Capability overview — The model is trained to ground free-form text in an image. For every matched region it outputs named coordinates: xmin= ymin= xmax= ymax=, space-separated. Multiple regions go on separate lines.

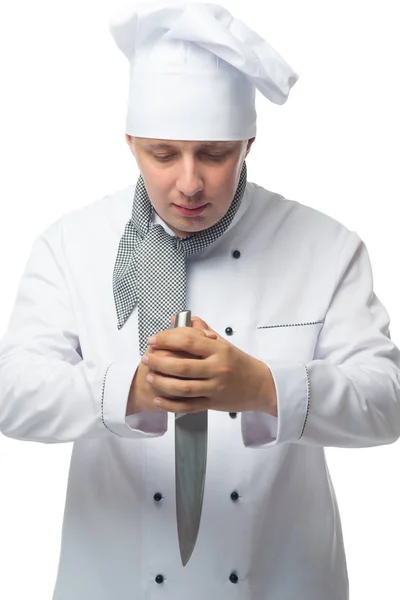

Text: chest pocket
xmin=252 ymin=320 xmax=324 ymax=363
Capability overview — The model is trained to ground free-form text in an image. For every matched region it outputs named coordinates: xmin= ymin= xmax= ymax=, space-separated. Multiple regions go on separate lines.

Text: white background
xmin=0 ymin=0 xmax=399 ymax=598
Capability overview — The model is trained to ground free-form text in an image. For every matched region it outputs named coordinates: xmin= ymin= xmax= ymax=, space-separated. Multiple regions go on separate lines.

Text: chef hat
xmin=109 ymin=1 xmax=299 ymax=140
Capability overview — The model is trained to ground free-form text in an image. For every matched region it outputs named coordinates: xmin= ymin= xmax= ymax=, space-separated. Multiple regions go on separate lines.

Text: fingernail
xmin=148 ymin=336 xmax=157 ymax=345
xmin=141 ymin=354 xmax=149 ymax=364
xmin=146 ymin=374 xmax=154 ymax=383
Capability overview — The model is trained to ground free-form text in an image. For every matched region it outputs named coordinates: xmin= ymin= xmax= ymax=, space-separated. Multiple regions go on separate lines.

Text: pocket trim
xmin=257 ymin=320 xmax=325 ymax=330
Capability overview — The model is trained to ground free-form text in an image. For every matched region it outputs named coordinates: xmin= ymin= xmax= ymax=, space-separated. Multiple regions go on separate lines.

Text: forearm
xmin=0 ymin=351 xmax=167 ymax=443
xmin=242 ymin=355 xmax=400 ymax=449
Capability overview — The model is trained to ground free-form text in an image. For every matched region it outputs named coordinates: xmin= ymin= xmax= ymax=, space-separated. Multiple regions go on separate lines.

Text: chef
xmin=0 ymin=1 xmax=400 ymax=599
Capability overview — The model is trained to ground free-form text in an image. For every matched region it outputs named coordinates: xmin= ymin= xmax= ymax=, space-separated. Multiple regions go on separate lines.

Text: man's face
xmin=126 ymin=136 xmax=255 ymax=238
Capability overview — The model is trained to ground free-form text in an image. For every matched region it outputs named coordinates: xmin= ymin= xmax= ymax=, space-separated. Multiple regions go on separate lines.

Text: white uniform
xmin=1 ymin=181 xmax=400 ymax=600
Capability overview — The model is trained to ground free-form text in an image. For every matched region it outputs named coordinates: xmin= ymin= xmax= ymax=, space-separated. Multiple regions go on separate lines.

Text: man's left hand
xmin=142 ymin=323 xmax=277 ymax=416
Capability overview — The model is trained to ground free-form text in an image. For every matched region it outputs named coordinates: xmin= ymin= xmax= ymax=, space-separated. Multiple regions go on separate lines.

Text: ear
xmin=125 ymin=134 xmax=137 ymax=158
xmin=245 ymin=137 xmax=256 ymax=157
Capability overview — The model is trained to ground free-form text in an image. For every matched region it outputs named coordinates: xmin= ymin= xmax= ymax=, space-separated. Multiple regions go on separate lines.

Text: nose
xmin=176 ymin=157 xmax=204 ymax=199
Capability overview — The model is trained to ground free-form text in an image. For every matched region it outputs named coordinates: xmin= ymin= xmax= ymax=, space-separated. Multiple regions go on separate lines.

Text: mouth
xmin=173 ymin=203 xmax=209 ymax=217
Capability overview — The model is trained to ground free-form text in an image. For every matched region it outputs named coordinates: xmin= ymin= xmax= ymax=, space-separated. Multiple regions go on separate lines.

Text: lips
xmin=176 ymin=204 xmax=206 ymax=210
xmin=174 ymin=203 xmax=209 ymax=217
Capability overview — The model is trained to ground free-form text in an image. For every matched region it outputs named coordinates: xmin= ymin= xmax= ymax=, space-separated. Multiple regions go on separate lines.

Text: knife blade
xmin=174 ymin=309 xmax=208 ymax=567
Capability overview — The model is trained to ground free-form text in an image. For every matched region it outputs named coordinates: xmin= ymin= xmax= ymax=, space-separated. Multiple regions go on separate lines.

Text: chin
xmin=175 ymin=220 xmax=214 ymax=238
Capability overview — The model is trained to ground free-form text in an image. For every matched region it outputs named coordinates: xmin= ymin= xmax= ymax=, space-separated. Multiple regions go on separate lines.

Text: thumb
xmin=191 ymin=316 xmax=218 ymax=340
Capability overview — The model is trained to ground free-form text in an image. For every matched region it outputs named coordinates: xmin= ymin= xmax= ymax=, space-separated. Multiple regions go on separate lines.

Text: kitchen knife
xmin=174 ymin=309 xmax=208 ymax=567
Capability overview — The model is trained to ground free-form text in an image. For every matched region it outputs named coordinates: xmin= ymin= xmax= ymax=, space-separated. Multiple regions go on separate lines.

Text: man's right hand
xmin=126 ymin=346 xmax=179 ymax=416
xmin=126 ymin=316 xmax=217 ymax=416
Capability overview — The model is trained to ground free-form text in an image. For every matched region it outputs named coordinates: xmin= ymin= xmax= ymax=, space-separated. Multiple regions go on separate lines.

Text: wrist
xmin=253 ymin=360 xmax=277 ymax=416
xmin=126 ymin=370 xmax=142 ymax=416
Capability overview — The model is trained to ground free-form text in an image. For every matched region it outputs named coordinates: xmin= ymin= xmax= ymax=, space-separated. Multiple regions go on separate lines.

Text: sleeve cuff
xmin=125 ymin=412 xmax=168 ymax=435
xmin=101 ymin=360 xmax=168 ymax=438
xmin=241 ymin=359 xmax=309 ymax=447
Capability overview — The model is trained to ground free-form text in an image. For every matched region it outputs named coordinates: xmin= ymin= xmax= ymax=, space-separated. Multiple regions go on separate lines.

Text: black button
xmin=229 ymin=412 xmax=237 ymax=419
xmin=229 ymin=572 xmax=239 ymax=584
xmin=225 ymin=327 xmax=233 ymax=336
xmin=230 ymin=491 xmax=239 ymax=501
xmin=153 ymin=492 xmax=162 ymax=502
xmin=232 ymin=250 xmax=241 ymax=259
xmin=155 ymin=574 xmax=164 ymax=584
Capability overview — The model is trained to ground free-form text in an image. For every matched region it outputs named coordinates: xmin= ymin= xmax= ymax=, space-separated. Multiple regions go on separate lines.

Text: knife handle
xmin=174 ymin=310 xmax=191 ymax=328
xmin=174 ymin=310 xmax=191 ymax=420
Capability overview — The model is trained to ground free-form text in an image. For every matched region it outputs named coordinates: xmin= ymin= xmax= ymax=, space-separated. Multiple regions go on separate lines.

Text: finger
xmin=143 ymin=352 xmax=210 ymax=379
xmin=191 ymin=318 xmax=218 ymax=339
xmin=148 ymin=328 xmax=215 ymax=358
xmin=147 ymin=372 xmax=212 ymax=398
xmin=191 ymin=316 xmax=209 ymax=330
xmin=150 ymin=346 xmax=189 ymax=360
xmin=203 ymin=329 xmax=218 ymax=339
xmin=153 ymin=396 xmax=210 ymax=413
xmin=191 ymin=317 xmax=220 ymax=340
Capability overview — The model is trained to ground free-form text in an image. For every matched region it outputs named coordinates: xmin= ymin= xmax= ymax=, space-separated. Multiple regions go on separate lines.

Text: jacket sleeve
xmin=0 ymin=226 xmax=168 ymax=443
xmin=241 ymin=230 xmax=400 ymax=448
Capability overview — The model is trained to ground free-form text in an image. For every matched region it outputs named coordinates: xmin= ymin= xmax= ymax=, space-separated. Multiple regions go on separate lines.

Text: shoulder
xmin=37 ymin=183 xmax=135 ymax=245
xmin=246 ymin=181 xmax=353 ymax=245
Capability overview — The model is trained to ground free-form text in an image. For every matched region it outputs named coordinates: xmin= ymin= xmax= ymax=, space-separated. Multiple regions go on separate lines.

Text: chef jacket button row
xmin=155 ymin=573 xmax=239 ymax=584
xmin=227 ymin=251 xmax=240 ymax=371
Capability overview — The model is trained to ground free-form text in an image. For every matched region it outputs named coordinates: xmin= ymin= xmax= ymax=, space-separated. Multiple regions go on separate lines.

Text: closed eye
xmin=153 ymin=154 xmax=177 ymax=162
xmin=152 ymin=152 xmax=229 ymax=163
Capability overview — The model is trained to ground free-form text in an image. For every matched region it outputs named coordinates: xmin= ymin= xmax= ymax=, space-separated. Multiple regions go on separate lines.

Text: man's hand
xmin=140 ymin=321 xmax=277 ymax=416
xmin=126 ymin=316 xmax=217 ymax=416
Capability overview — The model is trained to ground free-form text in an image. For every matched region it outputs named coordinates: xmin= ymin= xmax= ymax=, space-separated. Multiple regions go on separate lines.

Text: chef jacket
xmin=1 ymin=180 xmax=400 ymax=600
